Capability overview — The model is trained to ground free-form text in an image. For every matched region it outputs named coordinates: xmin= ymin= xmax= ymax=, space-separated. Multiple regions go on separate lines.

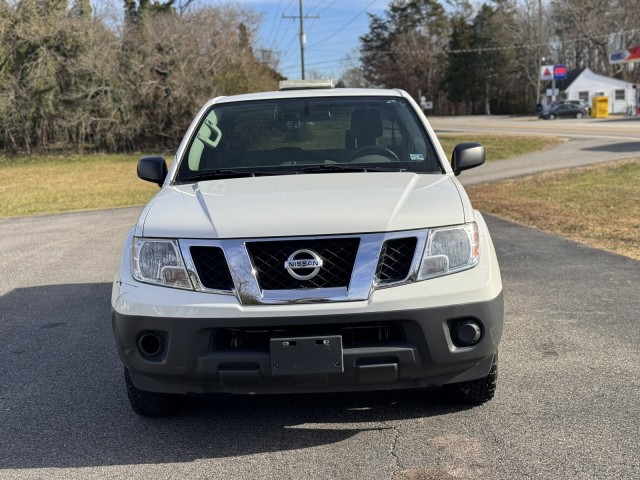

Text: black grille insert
xmin=212 ymin=322 xmax=404 ymax=350
xmin=190 ymin=246 xmax=234 ymax=290
xmin=376 ymin=237 xmax=417 ymax=283
xmin=246 ymin=238 xmax=360 ymax=290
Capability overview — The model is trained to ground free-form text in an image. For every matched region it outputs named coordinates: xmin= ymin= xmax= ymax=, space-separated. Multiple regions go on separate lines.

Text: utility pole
xmin=283 ymin=0 xmax=318 ymax=79
xmin=536 ymin=0 xmax=543 ymax=105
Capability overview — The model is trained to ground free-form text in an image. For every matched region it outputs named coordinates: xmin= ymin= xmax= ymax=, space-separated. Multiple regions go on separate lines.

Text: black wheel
xmin=124 ymin=367 xmax=182 ymax=417
xmin=444 ymin=352 xmax=498 ymax=405
xmin=549 ymin=113 xmax=556 ymax=120
xmin=576 ymin=112 xmax=583 ymax=119
xmin=348 ymin=145 xmax=400 ymax=162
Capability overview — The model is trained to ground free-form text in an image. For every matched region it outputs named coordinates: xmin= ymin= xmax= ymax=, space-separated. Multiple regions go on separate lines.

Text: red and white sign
xmin=540 ymin=65 xmax=554 ymax=81
xmin=609 ymin=45 xmax=640 ymax=64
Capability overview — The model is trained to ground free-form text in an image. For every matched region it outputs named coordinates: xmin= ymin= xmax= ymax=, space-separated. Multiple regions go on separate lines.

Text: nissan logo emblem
xmin=284 ymin=249 xmax=324 ymax=280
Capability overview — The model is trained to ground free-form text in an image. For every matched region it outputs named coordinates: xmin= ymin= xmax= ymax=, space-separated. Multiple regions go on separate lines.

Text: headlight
xmin=132 ymin=238 xmax=193 ymax=290
xmin=417 ymin=222 xmax=479 ymax=280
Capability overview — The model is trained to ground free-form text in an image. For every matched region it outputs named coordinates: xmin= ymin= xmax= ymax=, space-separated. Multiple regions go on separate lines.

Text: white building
xmin=546 ymin=67 xmax=637 ymax=114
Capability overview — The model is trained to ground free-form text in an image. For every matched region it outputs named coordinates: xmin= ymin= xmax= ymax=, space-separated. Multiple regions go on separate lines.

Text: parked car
xmin=112 ymin=80 xmax=504 ymax=416
xmin=540 ymin=103 xmax=589 ymax=119
xmin=562 ymin=99 xmax=591 ymax=115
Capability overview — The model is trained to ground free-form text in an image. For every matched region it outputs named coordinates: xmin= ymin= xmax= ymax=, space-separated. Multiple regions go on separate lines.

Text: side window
xmin=615 ymin=89 xmax=625 ymax=101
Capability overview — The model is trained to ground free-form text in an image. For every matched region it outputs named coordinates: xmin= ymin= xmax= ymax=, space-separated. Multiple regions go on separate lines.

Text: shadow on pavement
xmin=0 ymin=283 xmax=468 ymax=470
xmin=594 ymin=116 xmax=640 ymax=124
xmin=582 ymin=141 xmax=640 ymax=153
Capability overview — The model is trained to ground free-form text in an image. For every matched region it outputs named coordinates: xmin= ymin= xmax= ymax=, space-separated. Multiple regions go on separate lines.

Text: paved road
xmin=429 ymin=115 xmax=640 ymax=185
xmin=1 ymin=124 xmax=639 ymax=479
xmin=430 ymin=114 xmax=640 ymax=140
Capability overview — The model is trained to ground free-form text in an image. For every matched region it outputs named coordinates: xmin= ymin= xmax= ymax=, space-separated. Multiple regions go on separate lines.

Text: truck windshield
xmin=176 ymin=96 xmax=443 ymax=183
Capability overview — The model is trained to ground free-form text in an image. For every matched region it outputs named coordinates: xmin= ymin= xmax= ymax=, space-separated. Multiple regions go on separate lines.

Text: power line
xmin=264 ymin=0 xmax=284 ymax=47
xmin=315 ymin=0 xmax=340 ymax=16
xmin=304 ymin=0 xmax=340 ymax=36
xmin=278 ymin=31 xmax=304 ymax=69
xmin=364 ymin=28 xmax=640 ymax=55
xmin=268 ymin=0 xmax=297 ymax=52
xmin=265 ymin=0 xmax=285 ymax=50
xmin=308 ymin=0 xmax=377 ymax=48
xmin=448 ymin=28 xmax=640 ymax=54
xmin=281 ymin=58 xmax=347 ymax=69
xmin=307 ymin=0 xmax=323 ymax=14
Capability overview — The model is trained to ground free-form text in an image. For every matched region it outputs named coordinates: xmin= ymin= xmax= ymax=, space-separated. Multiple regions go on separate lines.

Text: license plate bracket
xmin=270 ymin=335 xmax=344 ymax=376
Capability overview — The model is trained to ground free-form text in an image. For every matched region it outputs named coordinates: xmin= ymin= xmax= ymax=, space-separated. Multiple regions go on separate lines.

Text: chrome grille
xmin=376 ymin=237 xmax=417 ymax=284
xmin=180 ymin=229 xmax=428 ymax=303
xmin=246 ymin=238 xmax=360 ymax=290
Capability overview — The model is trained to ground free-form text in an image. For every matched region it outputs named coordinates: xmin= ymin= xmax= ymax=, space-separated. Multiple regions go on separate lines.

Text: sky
xmin=244 ymin=0 xmax=389 ymax=80
xmin=91 ymin=0 xmax=389 ymax=80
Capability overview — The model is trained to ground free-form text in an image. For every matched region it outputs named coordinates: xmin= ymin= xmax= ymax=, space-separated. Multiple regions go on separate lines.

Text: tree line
xmin=0 ymin=0 xmax=281 ymax=153
xmin=355 ymin=0 xmax=640 ymax=115
xmin=0 ymin=0 xmax=638 ymax=154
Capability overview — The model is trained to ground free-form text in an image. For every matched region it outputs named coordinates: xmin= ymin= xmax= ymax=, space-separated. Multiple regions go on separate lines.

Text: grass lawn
xmin=1 ymin=142 xmax=638 ymax=261
xmin=438 ymin=134 xmax=563 ymax=161
xmin=0 ymin=136 xmax=556 ymax=218
xmin=467 ymin=159 xmax=640 ymax=260
xmin=0 ymin=153 xmax=161 ymax=217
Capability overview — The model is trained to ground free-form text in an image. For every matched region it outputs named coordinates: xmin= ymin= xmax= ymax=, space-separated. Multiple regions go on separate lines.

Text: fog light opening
xmin=451 ymin=319 xmax=482 ymax=347
xmin=137 ymin=331 xmax=165 ymax=358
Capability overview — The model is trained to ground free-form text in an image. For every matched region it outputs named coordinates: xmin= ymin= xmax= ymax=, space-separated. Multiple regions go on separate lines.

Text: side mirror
xmin=137 ymin=156 xmax=168 ymax=187
xmin=451 ymin=143 xmax=485 ymax=176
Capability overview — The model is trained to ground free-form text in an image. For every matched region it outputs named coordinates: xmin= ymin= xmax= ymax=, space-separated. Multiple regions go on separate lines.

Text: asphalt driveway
xmin=0 ymin=130 xmax=639 ymax=478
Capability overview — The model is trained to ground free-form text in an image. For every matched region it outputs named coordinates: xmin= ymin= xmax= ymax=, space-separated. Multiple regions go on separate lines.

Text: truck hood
xmin=138 ymin=173 xmax=466 ymax=238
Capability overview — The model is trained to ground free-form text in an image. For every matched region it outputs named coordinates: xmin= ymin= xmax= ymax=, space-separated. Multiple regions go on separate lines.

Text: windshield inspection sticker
xmin=409 ymin=153 xmax=425 ymax=161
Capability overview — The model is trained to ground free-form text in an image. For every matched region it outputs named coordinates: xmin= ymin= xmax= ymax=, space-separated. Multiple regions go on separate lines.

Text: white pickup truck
xmin=111 ymin=80 xmax=503 ymax=416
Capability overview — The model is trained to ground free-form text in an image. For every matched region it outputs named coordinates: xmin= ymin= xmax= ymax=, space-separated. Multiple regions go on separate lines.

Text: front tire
xmin=549 ymin=113 xmax=556 ymax=120
xmin=576 ymin=112 xmax=583 ymax=119
xmin=124 ymin=368 xmax=182 ymax=417
xmin=444 ymin=352 xmax=498 ymax=405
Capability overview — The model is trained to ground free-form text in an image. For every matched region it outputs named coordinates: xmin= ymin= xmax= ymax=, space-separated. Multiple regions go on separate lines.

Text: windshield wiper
xmin=293 ymin=165 xmax=403 ymax=174
xmin=177 ymin=169 xmax=280 ymax=183
xmin=177 ymin=165 xmax=404 ymax=183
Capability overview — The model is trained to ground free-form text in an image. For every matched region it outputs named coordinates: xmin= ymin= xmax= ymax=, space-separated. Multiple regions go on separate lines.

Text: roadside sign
xmin=419 ymin=96 xmax=433 ymax=110
xmin=625 ymin=46 xmax=640 ymax=62
xmin=540 ymin=65 xmax=554 ymax=81
xmin=609 ymin=45 xmax=640 ymax=64
xmin=610 ymin=49 xmax=629 ymax=64
xmin=553 ymin=65 xmax=567 ymax=79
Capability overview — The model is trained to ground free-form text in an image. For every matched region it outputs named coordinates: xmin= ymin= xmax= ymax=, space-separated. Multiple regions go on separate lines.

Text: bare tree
xmin=0 ymin=1 xmax=282 ymax=153
xmin=549 ymin=0 xmax=640 ymax=82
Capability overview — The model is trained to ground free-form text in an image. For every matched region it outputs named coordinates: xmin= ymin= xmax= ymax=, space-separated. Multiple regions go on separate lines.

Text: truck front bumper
xmin=112 ymin=291 xmax=502 ymax=395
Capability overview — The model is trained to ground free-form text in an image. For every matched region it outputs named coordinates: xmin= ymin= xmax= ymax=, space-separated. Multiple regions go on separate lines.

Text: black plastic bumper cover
xmin=112 ymin=292 xmax=503 ymax=394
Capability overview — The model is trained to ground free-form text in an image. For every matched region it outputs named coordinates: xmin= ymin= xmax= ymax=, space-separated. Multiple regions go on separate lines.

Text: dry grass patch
xmin=467 ymin=159 xmax=640 ymax=260
xmin=438 ymin=134 xmax=563 ymax=162
xmin=0 ymin=154 xmax=161 ymax=217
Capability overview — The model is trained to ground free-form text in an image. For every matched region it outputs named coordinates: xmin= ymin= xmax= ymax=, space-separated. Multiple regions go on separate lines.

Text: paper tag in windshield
xmin=409 ymin=153 xmax=424 ymax=161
